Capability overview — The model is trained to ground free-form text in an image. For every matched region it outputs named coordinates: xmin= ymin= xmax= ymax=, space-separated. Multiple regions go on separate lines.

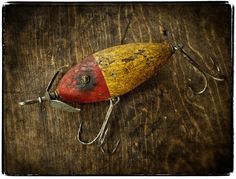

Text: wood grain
xmin=3 ymin=3 xmax=233 ymax=175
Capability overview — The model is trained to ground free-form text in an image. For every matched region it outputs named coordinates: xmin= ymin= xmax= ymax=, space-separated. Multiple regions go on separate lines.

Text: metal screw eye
xmin=80 ymin=75 xmax=90 ymax=84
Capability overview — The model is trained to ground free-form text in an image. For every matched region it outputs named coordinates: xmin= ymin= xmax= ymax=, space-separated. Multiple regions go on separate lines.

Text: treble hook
xmin=77 ymin=97 xmax=120 ymax=154
xmin=173 ymin=44 xmax=225 ymax=95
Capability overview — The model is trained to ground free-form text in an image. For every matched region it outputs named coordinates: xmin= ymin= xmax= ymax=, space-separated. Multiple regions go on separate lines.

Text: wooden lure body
xmin=56 ymin=42 xmax=174 ymax=103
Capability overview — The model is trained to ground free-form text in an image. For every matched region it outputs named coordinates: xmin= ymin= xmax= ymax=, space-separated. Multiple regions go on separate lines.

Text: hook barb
xmin=77 ymin=97 xmax=120 ymax=154
xmin=100 ymin=139 xmax=120 ymax=155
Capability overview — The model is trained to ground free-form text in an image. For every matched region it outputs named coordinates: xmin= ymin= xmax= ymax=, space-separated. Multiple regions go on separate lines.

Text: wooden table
xmin=3 ymin=2 xmax=233 ymax=175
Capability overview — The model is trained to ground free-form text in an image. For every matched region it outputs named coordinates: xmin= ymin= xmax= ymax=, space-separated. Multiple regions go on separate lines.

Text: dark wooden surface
xmin=3 ymin=3 xmax=233 ymax=175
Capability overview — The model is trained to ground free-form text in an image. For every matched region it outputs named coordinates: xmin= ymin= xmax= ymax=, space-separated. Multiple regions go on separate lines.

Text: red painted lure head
xmin=56 ymin=55 xmax=111 ymax=103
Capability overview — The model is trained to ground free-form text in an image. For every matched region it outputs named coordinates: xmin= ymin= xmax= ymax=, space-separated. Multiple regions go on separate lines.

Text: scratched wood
xmin=3 ymin=3 xmax=233 ymax=175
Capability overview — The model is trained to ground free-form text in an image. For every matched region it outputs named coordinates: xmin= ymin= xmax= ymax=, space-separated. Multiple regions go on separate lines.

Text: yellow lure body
xmin=94 ymin=42 xmax=174 ymax=97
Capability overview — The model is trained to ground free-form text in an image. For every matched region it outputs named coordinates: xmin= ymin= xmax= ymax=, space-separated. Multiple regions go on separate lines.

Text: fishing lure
xmin=19 ymin=42 xmax=224 ymax=154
